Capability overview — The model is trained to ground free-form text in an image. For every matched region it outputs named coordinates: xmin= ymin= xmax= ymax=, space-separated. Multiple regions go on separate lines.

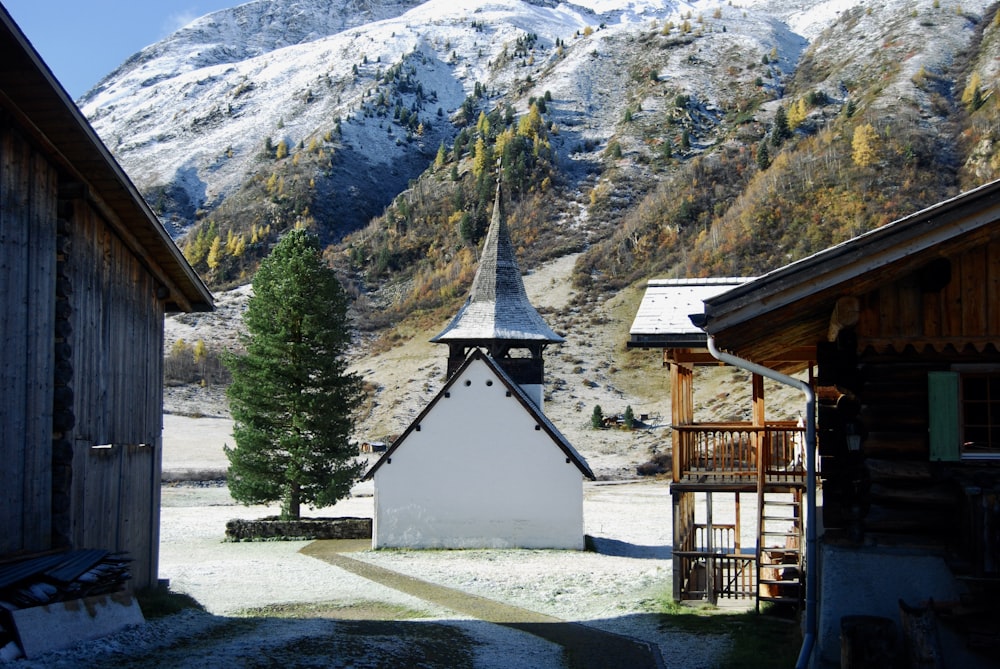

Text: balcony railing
xmin=672 ymin=421 xmax=806 ymax=484
xmin=674 ymin=521 xmax=756 ymax=602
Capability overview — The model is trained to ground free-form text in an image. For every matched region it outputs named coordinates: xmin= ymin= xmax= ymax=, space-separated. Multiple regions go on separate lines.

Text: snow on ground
xmin=152 ymin=476 xmax=733 ymax=669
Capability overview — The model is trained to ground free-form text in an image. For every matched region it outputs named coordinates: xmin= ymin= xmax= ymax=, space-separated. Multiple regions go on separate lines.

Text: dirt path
xmin=301 ymin=540 xmax=665 ymax=669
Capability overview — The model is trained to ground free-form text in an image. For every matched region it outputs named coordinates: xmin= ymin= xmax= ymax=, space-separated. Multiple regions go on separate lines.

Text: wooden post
xmin=706 ymin=492 xmax=716 ymax=605
xmin=671 ymin=364 xmax=694 ymax=482
xmin=900 ymin=599 xmax=944 ymax=669
xmin=734 ymin=492 xmax=741 ymax=554
xmin=753 ymin=374 xmax=767 ymax=479
xmin=672 ymin=490 xmax=683 ymax=602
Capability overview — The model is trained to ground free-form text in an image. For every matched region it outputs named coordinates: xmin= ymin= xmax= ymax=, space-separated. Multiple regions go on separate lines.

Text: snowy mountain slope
xmin=80 ymin=0 xmax=424 ymax=104
xmin=79 ymin=0 xmax=817 ymax=235
xmin=133 ymin=0 xmax=1000 ymax=469
xmin=80 ymin=0 xmax=998 ymax=245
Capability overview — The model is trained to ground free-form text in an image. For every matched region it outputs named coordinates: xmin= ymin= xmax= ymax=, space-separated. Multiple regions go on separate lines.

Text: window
xmin=960 ymin=374 xmax=1000 ymax=458
xmin=928 ymin=370 xmax=1000 ymax=461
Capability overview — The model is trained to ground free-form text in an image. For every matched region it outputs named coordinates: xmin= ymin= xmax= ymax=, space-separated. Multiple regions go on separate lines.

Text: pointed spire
xmin=431 ymin=180 xmax=563 ymax=344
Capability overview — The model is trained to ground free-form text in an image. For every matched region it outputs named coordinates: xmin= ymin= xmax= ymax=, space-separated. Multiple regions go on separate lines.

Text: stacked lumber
xmin=0 ymin=550 xmax=132 ymax=657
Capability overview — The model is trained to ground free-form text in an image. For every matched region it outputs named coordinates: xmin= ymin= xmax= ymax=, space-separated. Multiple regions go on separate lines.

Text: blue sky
xmin=4 ymin=1 xmax=239 ymax=100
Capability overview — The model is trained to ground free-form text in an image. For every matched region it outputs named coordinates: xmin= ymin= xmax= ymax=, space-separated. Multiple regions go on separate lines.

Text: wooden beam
xmin=667 ymin=346 xmax=816 ymax=365
xmin=752 ymin=374 xmax=765 ymax=427
xmin=828 ymin=296 xmax=860 ymax=341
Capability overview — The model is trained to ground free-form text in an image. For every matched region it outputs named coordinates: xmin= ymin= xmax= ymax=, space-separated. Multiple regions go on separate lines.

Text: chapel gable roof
xmin=363 ymin=349 xmax=594 ymax=480
xmin=431 ymin=183 xmax=563 ymax=344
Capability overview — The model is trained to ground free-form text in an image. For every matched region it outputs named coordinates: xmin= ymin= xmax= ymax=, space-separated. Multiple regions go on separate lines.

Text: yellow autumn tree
xmin=206 ymin=236 xmax=223 ymax=269
xmin=193 ymin=339 xmax=207 ymax=364
xmin=851 ymin=123 xmax=880 ymax=168
xmin=472 ymin=136 xmax=490 ymax=177
xmin=517 ymin=103 xmax=543 ymax=139
xmin=787 ymin=98 xmax=808 ymax=129
xmin=962 ymin=71 xmax=982 ymax=110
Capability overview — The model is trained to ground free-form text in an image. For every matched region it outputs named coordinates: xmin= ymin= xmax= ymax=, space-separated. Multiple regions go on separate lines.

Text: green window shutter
xmin=928 ymin=371 xmax=960 ymax=462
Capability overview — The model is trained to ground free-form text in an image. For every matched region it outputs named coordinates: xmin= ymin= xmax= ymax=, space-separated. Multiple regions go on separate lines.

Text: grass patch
xmin=135 ymin=586 xmax=205 ymax=619
xmin=652 ymin=597 xmax=801 ymax=669
xmin=237 ymin=599 xmax=431 ymax=621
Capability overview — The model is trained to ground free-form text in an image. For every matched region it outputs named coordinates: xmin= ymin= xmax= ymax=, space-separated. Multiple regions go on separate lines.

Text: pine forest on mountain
xmin=83 ymin=0 xmax=1000 ymax=341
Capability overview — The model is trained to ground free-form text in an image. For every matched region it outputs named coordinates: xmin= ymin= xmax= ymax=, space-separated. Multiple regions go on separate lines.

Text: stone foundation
xmin=225 ymin=516 xmax=372 ymax=541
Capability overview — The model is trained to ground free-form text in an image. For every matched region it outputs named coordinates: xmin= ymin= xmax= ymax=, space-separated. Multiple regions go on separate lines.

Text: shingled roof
xmin=431 ymin=183 xmax=563 ymax=344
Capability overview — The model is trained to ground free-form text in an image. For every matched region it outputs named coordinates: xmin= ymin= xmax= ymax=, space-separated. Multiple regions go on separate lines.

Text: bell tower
xmin=431 ymin=181 xmax=563 ymax=408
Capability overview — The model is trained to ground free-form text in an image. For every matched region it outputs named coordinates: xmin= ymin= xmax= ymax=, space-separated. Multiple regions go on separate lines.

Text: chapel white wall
xmin=372 ymin=360 xmax=584 ymax=549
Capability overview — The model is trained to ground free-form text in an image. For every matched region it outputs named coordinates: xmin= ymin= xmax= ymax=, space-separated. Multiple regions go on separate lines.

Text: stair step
xmin=759 ymin=579 xmax=802 ymax=587
xmin=758 ymin=595 xmax=803 ymax=605
xmin=762 ymin=530 xmax=801 ymax=537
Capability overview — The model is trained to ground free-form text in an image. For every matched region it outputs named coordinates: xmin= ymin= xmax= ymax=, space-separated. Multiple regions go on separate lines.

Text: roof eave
xmin=0 ymin=7 xmax=213 ymax=313
xmin=702 ymin=179 xmax=1000 ymax=338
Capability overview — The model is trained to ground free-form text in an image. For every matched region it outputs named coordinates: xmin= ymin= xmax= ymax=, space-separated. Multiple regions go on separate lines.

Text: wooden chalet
xmin=1 ymin=6 xmax=213 ymax=593
xmin=630 ymin=278 xmax=811 ymax=610
xmin=698 ymin=180 xmax=1000 ymax=666
xmin=634 ymin=181 xmax=1000 ymax=665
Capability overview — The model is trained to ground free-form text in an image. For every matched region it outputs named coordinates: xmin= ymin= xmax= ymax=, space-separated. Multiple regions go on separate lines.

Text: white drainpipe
xmin=705 ymin=336 xmax=817 ymax=669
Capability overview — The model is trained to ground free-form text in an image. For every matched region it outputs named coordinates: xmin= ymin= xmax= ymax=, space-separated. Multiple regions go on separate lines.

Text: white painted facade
xmin=368 ymin=354 xmax=591 ymax=549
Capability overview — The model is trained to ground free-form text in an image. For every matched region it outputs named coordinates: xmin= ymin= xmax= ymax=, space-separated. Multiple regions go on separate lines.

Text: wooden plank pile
xmin=0 ymin=550 xmax=132 ymax=658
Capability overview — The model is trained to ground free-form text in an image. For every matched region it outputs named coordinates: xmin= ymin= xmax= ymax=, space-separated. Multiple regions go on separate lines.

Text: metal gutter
xmin=705 ymin=336 xmax=818 ymax=669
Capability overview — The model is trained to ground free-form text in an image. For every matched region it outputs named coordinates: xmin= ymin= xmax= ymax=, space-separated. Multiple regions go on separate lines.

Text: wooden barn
xmin=1 ymin=5 xmax=213 ymax=594
xmin=631 ymin=181 xmax=1000 ymax=666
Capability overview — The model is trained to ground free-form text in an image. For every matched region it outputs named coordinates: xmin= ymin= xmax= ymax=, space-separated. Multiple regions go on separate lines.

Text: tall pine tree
xmin=224 ymin=229 xmax=362 ymax=519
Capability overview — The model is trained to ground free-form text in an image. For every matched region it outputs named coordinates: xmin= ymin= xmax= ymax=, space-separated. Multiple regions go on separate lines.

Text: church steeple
xmin=431 ymin=180 xmax=563 ymax=406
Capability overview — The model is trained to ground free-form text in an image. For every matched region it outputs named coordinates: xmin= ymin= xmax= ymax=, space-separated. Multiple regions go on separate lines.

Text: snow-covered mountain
xmin=79 ymin=0 xmax=813 ymax=234
xmin=81 ymin=0 xmax=1000 ymax=269
xmin=121 ymin=0 xmax=1000 ymax=458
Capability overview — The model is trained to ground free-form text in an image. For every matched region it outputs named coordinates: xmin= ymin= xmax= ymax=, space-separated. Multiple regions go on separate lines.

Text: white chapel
xmin=364 ymin=183 xmax=594 ymax=549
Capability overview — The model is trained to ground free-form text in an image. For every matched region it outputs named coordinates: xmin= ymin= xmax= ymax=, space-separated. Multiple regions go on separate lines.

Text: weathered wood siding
xmin=856 ymin=240 xmax=1000 ymax=348
xmin=821 ymin=243 xmax=1000 ymax=566
xmin=1 ymin=115 xmax=165 ymax=589
xmin=64 ymin=197 xmax=165 ymax=589
xmin=0 ymin=120 xmax=57 ymax=556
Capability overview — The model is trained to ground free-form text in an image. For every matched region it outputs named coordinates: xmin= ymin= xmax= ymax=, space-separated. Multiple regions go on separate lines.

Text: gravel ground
xmin=5 ymin=478 xmax=736 ymax=668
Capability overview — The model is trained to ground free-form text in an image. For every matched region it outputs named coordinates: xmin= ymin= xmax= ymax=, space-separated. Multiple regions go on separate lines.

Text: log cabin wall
xmin=823 ymin=242 xmax=1000 ymax=574
xmin=0 ymin=119 xmax=58 ymax=558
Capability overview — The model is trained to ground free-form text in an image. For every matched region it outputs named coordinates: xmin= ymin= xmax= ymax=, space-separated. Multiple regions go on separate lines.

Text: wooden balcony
xmin=674 ymin=521 xmax=756 ymax=601
xmin=671 ymin=421 xmax=806 ymax=489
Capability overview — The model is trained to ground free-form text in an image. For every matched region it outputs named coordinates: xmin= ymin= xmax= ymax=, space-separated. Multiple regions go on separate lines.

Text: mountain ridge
xmin=140 ymin=0 xmax=1000 ymax=472
xmin=80 ymin=0 xmax=1000 ymax=315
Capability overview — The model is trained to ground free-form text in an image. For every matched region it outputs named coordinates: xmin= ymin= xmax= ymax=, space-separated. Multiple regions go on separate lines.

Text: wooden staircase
xmin=756 ymin=486 xmax=804 ymax=610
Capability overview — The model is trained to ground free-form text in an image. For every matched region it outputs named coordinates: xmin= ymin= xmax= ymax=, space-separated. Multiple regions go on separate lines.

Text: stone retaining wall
xmin=225 ymin=516 xmax=372 ymax=541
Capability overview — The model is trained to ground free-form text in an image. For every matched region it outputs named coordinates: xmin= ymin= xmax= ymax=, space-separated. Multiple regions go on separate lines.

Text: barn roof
xmin=431 ymin=183 xmax=563 ymax=345
xmin=628 ymin=277 xmax=752 ymax=348
xmin=699 ymin=178 xmax=1000 ymax=364
xmin=0 ymin=7 xmax=212 ymax=313
xmin=363 ymin=349 xmax=594 ymax=481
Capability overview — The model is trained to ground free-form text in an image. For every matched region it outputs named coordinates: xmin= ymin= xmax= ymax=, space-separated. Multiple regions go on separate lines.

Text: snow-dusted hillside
xmin=78 ymin=0 xmax=831 ymax=235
